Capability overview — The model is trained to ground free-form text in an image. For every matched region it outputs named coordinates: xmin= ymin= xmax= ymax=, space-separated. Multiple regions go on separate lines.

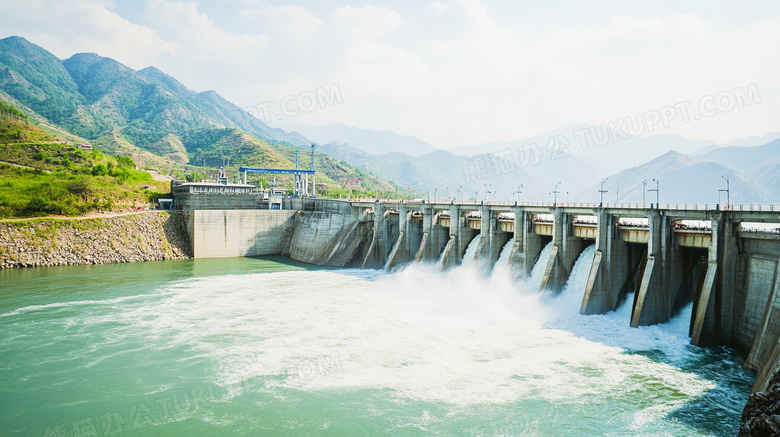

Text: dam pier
xmin=172 ymin=183 xmax=780 ymax=393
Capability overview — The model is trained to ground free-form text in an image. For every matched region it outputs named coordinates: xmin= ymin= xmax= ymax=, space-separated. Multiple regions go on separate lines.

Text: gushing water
xmin=460 ymin=234 xmax=481 ymax=267
xmin=491 ymin=238 xmax=516 ymax=280
xmin=495 ymin=238 xmax=515 ymax=267
xmin=437 ymin=238 xmax=451 ymax=264
xmin=528 ymin=241 xmax=554 ymax=289
xmin=550 ymin=244 xmax=596 ymax=316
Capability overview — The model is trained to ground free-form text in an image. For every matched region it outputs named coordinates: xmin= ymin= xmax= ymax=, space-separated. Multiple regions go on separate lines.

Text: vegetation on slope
xmin=0 ymin=107 xmax=167 ymax=218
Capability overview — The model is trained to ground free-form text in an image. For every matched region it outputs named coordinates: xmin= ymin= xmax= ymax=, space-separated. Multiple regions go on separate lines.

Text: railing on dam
xmin=348 ymin=198 xmax=780 ymax=212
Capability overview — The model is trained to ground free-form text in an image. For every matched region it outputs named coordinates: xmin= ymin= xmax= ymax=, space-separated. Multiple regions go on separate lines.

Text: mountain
xmin=0 ymin=36 xmax=394 ymax=194
xmin=694 ymin=139 xmax=780 ymax=201
xmin=0 ymin=37 xmax=312 ymax=151
xmin=318 ymin=141 xmax=542 ymax=202
xmin=719 ymin=132 xmax=780 ymax=149
xmin=696 ymin=139 xmax=780 ymax=174
xmin=196 ymin=89 xmax=311 ymax=148
xmin=283 ymin=122 xmax=438 ymax=156
xmin=578 ymin=151 xmax=768 ymax=205
xmin=0 ymin=36 xmax=102 ymax=138
xmin=455 ymin=124 xmax=714 ymax=177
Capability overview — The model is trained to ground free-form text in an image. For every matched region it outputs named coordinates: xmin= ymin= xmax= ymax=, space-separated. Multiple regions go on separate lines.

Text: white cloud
xmin=422 ymin=2 xmax=450 ymax=15
xmin=331 ymin=5 xmax=403 ymax=39
xmin=0 ymin=0 xmax=176 ymax=69
xmin=240 ymin=5 xmax=325 ymax=39
xmin=1 ymin=0 xmax=779 ymax=147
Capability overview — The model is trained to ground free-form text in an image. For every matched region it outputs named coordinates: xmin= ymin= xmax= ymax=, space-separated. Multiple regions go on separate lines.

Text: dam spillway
xmin=173 ymin=195 xmax=780 ymax=393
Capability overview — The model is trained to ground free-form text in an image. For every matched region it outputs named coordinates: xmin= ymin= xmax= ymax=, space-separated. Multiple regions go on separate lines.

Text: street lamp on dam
xmin=599 ymin=178 xmax=609 ymax=207
xmin=648 ymin=178 xmax=660 ymax=208
xmin=719 ymin=175 xmax=730 ymax=209
xmin=514 ymin=185 xmax=523 ymax=204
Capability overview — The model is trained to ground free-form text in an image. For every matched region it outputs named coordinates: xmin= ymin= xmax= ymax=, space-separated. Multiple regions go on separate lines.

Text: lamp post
xmin=514 ymin=184 xmax=523 ymax=203
xmin=553 ymin=181 xmax=561 ymax=205
xmin=648 ymin=178 xmax=659 ymax=208
xmin=599 ymin=178 xmax=609 ymax=207
xmin=720 ymin=175 xmax=730 ymax=209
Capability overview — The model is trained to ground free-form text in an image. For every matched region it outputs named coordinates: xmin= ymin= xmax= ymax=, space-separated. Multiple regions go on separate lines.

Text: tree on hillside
xmin=0 ymin=102 xmax=28 ymax=123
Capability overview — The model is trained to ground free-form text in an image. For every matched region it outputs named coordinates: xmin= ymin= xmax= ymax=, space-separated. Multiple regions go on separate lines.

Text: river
xmin=0 ymin=247 xmax=753 ymax=436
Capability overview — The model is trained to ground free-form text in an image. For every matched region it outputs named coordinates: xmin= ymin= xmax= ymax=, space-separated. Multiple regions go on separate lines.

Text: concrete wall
xmin=287 ymin=211 xmax=365 ymax=266
xmin=734 ymin=244 xmax=780 ymax=364
xmin=186 ymin=210 xmax=296 ymax=258
xmin=185 ymin=205 xmax=368 ymax=267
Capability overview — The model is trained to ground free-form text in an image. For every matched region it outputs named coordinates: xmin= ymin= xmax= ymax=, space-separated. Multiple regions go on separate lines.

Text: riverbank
xmin=740 ymin=368 xmax=780 ymax=436
xmin=0 ymin=211 xmax=191 ymax=268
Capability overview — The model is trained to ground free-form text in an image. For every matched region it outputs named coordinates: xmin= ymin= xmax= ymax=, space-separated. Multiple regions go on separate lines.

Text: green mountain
xmin=0 ymin=36 xmax=394 ymax=194
xmin=0 ymin=36 xmax=100 ymax=137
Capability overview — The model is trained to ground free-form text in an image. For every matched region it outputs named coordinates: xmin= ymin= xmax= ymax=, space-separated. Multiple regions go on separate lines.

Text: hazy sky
xmin=2 ymin=0 xmax=779 ymax=149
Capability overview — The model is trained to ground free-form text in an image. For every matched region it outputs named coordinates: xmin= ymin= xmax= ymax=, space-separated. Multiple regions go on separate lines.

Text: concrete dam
xmin=175 ymin=191 xmax=780 ymax=394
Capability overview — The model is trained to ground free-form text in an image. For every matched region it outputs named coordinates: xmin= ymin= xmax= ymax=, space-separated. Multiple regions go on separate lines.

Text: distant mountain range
xmin=575 ymin=140 xmax=780 ymax=204
xmin=1 ymin=35 xmax=777 ymax=204
xmin=576 ymin=151 xmax=764 ymax=205
xmin=453 ymin=124 xmax=716 ymax=176
xmin=315 ymin=120 xmax=779 ymax=204
xmin=282 ymin=122 xmax=438 ymax=157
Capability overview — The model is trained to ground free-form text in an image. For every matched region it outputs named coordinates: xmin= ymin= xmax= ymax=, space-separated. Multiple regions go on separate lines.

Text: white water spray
xmin=495 ymin=238 xmax=515 ymax=268
xmin=460 ymin=234 xmax=481 ymax=267
xmin=437 ymin=239 xmax=450 ymax=264
xmin=528 ymin=241 xmax=553 ymax=289
xmin=549 ymin=244 xmax=595 ymax=316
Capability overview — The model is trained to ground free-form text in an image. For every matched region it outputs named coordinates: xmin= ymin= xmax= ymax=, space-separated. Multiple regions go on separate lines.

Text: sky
xmin=2 ymin=0 xmax=780 ymax=149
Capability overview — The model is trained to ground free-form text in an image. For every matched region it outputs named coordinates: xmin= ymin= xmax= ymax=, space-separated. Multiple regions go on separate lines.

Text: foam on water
xmin=1 ymin=256 xmax=752 ymax=435
xmin=67 ymin=261 xmax=711 ymax=415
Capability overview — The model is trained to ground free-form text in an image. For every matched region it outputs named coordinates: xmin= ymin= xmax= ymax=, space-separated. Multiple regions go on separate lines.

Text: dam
xmin=172 ymin=184 xmax=780 ymax=395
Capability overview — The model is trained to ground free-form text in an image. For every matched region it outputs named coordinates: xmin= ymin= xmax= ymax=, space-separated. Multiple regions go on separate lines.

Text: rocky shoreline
xmin=0 ymin=211 xmax=191 ymax=268
xmin=740 ymin=369 xmax=780 ymax=436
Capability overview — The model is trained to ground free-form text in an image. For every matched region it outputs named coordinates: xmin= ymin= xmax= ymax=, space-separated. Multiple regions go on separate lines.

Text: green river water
xmin=0 ymin=250 xmax=753 ymax=436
